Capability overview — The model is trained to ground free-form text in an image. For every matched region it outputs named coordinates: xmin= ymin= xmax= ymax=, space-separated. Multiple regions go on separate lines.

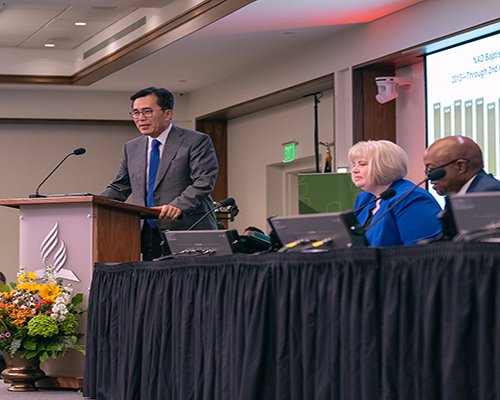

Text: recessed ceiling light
xmin=75 ymin=22 xmax=87 ymax=26
xmin=44 ymin=43 xmax=55 ymax=47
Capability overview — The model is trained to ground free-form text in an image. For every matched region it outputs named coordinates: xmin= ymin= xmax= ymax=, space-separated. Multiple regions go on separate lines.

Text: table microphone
xmin=187 ymin=197 xmax=236 ymax=230
xmin=354 ymin=188 xmax=396 ymax=215
xmin=365 ymin=168 xmax=446 ymax=232
xmin=29 ymin=148 xmax=86 ymax=198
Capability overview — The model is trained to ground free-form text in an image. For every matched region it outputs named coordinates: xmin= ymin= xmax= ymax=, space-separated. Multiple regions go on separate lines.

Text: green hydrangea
xmin=27 ymin=315 xmax=59 ymax=337
xmin=60 ymin=313 xmax=78 ymax=335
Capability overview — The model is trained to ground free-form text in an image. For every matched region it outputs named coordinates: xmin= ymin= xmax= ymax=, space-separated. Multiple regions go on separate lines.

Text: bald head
xmin=423 ymin=136 xmax=484 ymax=195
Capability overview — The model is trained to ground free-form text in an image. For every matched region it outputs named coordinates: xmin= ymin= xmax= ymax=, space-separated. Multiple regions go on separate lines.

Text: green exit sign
xmin=283 ymin=142 xmax=296 ymax=163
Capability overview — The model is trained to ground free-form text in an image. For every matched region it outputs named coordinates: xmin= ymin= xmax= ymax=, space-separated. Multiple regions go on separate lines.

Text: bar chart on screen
xmin=426 ymin=30 xmax=500 ymax=177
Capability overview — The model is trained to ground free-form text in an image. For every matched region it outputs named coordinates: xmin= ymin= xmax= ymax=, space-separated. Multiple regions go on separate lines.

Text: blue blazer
xmin=354 ymin=179 xmax=442 ymax=247
xmin=467 ymin=170 xmax=500 ymax=192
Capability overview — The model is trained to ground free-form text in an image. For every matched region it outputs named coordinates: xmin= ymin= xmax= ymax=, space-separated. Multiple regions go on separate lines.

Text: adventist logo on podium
xmin=34 ymin=222 xmax=80 ymax=282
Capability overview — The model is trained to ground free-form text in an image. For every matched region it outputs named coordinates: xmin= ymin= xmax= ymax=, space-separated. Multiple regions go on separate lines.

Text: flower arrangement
xmin=0 ymin=265 xmax=85 ymax=362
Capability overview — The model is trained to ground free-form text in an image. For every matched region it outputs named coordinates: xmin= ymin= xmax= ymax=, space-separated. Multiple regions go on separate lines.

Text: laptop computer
xmin=268 ymin=211 xmax=366 ymax=252
xmin=163 ymin=229 xmax=239 ymax=256
xmin=447 ymin=192 xmax=500 ymax=241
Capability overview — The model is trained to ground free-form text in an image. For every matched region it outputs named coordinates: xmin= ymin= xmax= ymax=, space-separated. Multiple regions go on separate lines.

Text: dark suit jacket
xmin=467 ymin=170 xmax=500 ymax=192
xmin=99 ymin=124 xmax=219 ymax=231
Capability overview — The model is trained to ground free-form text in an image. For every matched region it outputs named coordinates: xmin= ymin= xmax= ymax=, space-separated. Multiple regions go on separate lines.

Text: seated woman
xmin=349 ymin=140 xmax=442 ymax=247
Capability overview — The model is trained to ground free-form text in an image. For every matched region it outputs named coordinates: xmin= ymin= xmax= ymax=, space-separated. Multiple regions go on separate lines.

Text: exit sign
xmin=283 ymin=142 xmax=297 ymax=163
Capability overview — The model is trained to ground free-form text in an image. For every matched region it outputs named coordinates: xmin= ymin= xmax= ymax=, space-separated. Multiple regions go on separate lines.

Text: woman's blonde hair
xmin=348 ymin=140 xmax=408 ymax=186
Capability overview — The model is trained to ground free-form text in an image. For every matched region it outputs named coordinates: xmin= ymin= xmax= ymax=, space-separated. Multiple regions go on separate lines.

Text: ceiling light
xmin=44 ymin=43 xmax=55 ymax=47
xmin=75 ymin=22 xmax=87 ymax=26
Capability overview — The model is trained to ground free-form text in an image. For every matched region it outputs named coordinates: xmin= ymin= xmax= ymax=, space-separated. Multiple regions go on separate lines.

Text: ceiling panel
xmin=56 ymin=6 xmax=136 ymax=21
xmin=0 ymin=0 xmax=425 ymax=92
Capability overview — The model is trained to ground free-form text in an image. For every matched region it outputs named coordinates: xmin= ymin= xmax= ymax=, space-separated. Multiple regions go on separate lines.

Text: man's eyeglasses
xmin=425 ymin=159 xmax=469 ymax=176
xmin=129 ymin=108 xmax=166 ymax=119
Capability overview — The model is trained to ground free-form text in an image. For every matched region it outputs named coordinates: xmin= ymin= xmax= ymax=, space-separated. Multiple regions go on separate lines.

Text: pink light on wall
xmin=205 ymin=0 xmax=424 ymax=34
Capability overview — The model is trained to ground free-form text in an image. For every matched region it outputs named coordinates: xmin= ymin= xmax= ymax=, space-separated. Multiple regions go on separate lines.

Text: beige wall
xmin=226 ymin=91 xmax=334 ymax=233
xmin=0 ymin=123 xmax=138 ymax=283
xmin=187 ymin=0 xmax=500 ymax=233
xmin=0 ymin=0 xmax=499 ymax=275
xmin=0 ymin=88 xmax=193 ymax=283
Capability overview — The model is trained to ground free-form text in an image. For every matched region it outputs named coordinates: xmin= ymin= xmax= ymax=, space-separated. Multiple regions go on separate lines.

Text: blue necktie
xmin=147 ymin=139 xmax=161 ymax=228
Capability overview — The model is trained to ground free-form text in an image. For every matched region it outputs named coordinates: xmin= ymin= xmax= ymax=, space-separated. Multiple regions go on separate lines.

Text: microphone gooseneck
xmin=365 ymin=169 xmax=447 ymax=232
xmin=186 ymin=197 xmax=236 ymax=231
xmin=29 ymin=148 xmax=87 ymax=198
xmin=354 ymin=188 xmax=396 ymax=215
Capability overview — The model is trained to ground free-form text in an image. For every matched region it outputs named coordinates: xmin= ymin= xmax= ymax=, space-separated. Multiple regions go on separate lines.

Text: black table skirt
xmin=83 ymin=242 xmax=500 ymax=400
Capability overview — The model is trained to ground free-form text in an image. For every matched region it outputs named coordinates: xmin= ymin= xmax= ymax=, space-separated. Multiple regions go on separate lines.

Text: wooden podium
xmin=0 ymin=195 xmax=159 ymax=386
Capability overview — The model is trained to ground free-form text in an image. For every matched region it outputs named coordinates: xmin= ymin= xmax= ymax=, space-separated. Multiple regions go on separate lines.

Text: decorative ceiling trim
xmin=83 ymin=16 xmax=147 ymax=60
xmin=0 ymin=75 xmax=73 ymax=85
xmin=197 ymin=74 xmax=335 ymax=121
xmin=0 ymin=0 xmax=255 ymax=87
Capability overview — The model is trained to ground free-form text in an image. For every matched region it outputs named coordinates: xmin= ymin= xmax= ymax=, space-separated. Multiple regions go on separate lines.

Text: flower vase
xmin=1 ymin=352 xmax=46 ymax=391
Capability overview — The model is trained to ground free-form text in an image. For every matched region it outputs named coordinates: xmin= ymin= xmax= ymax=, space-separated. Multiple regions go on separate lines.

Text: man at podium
xmin=99 ymin=87 xmax=219 ymax=260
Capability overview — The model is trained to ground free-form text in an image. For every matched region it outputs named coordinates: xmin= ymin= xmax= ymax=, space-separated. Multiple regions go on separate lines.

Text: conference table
xmin=83 ymin=241 xmax=500 ymax=400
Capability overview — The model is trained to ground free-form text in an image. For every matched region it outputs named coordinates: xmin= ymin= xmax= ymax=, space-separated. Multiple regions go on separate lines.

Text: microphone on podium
xmin=365 ymin=168 xmax=446 ymax=232
xmin=29 ymin=148 xmax=86 ymax=198
xmin=187 ymin=197 xmax=236 ymax=231
xmin=354 ymin=188 xmax=396 ymax=215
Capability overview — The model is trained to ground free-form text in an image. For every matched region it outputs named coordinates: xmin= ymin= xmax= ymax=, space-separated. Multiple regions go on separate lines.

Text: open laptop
xmin=163 ymin=229 xmax=239 ymax=256
xmin=268 ymin=211 xmax=366 ymax=252
xmin=447 ymin=192 xmax=500 ymax=241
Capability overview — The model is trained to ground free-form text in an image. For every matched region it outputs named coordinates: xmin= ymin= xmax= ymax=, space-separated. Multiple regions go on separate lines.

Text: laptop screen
xmin=268 ymin=212 xmax=361 ymax=250
xmin=447 ymin=192 xmax=500 ymax=236
xmin=163 ymin=229 xmax=239 ymax=256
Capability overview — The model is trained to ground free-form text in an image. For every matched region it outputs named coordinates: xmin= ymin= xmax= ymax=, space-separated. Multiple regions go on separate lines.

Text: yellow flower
xmin=17 ymin=273 xmax=27 ymax=282
xmin=38 ymin=282 xmax=62 ymax=302
xmin=15 ymin=281 xmax=29 ymax=291
xmin=16 ymin=281 xmax=40 ymax=292
xmin=28 ymin=281 xmax=40 ymax=292
xmin=26 ymin=271 xmax=38 ymax=281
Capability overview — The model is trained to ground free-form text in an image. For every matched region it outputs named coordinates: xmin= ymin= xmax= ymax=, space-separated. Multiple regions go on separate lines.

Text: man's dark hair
xmin=0 ymin=271 xmax=6 ymax=284
xmin=244 ymin=226 xmax=265 ymax=235
xmin=130 ymin=87 xmax=174 ymax=110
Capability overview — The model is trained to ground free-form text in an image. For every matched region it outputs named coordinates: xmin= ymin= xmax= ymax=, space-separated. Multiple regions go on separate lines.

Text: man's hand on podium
xmin=152 ymin=205 xmax=182 ymax=220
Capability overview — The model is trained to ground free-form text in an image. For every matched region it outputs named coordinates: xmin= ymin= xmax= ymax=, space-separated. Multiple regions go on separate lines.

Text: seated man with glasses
xmin=423 ymin=135 xmax=500 ymax=240
xmin=423 ymin=135 xmax=500 ymax=195
xmin=100 ymin=87 xmax=219 ymax=260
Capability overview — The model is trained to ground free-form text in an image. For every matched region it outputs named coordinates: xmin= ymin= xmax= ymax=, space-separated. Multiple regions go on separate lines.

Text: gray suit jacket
xmin=99 ymin=124 xmax=219 ymax=231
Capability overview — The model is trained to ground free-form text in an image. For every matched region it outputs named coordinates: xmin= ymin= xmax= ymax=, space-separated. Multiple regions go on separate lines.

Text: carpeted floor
xmin=0 ymin=379 xmax=84 ymax=399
